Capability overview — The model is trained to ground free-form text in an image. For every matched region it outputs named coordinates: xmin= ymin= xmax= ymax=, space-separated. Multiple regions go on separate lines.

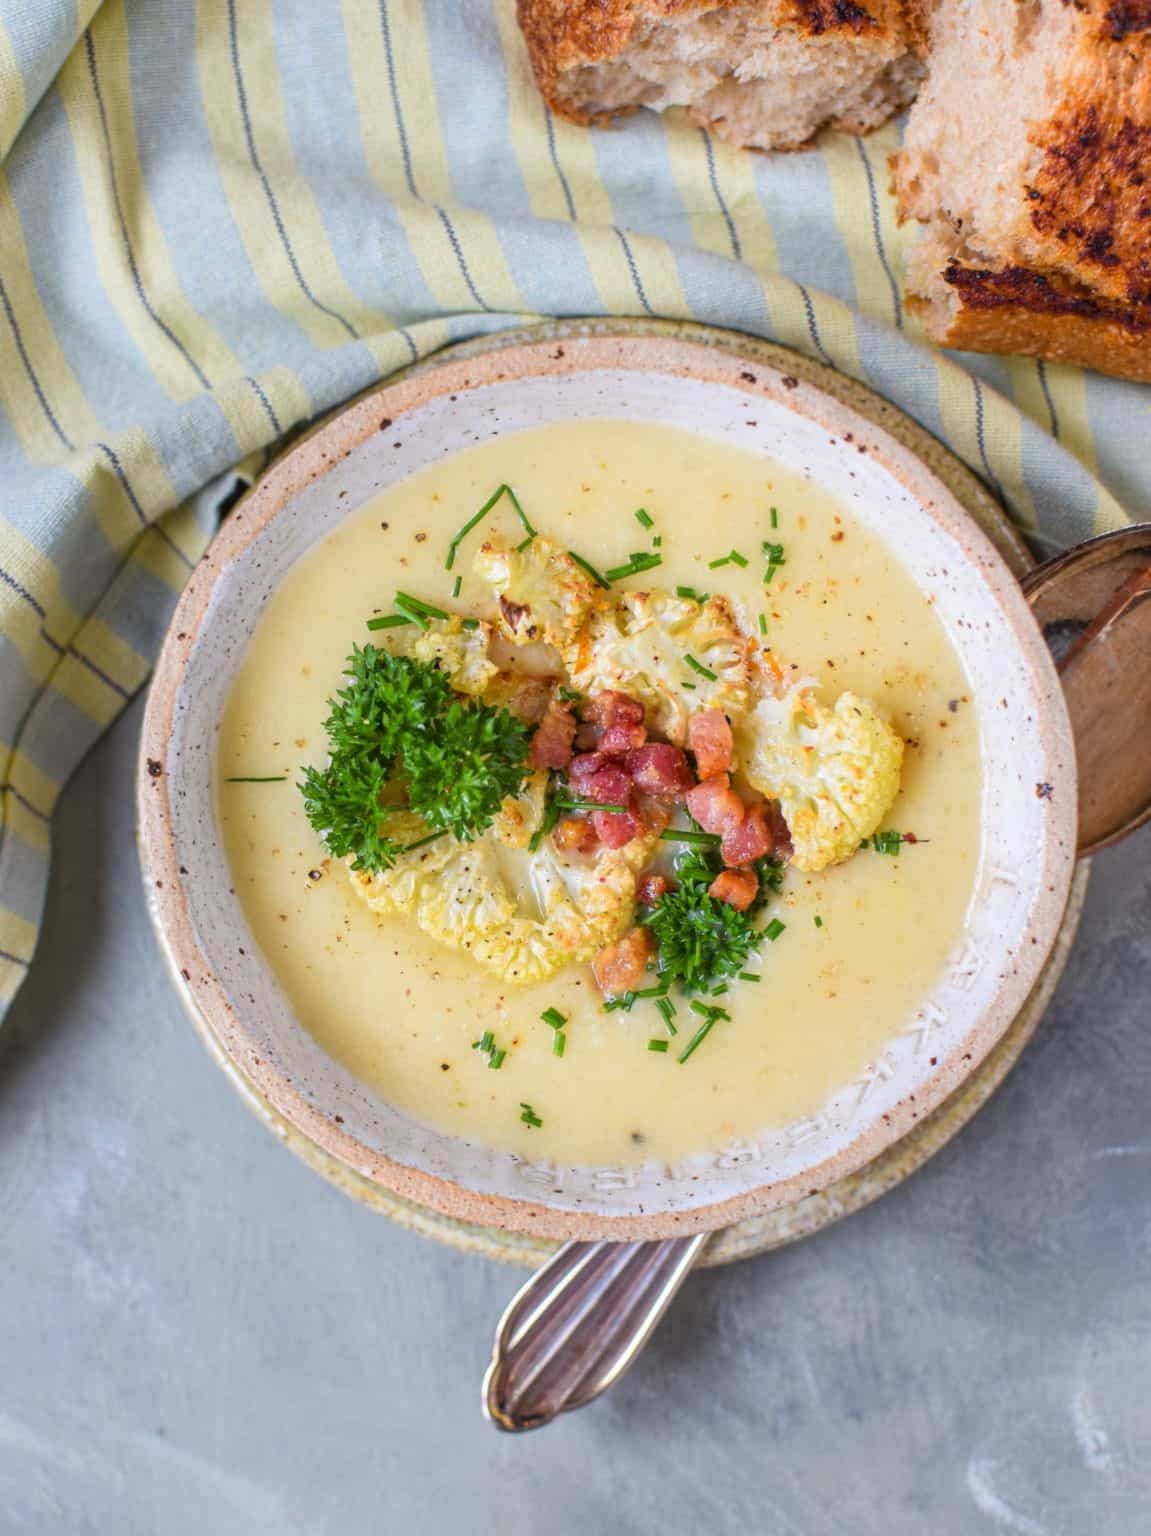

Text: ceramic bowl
xmin=138 ymin=328 xmax=1077 ymax=1241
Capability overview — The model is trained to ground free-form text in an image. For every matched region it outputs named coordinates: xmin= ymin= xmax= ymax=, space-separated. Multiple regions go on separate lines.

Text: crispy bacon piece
xmin=583 ymin=690 xmax=645 ymax=728
xmin=529 ymin=701 xmax=577 ymax=770
xmin=766 ymin=800 xmax=793 ymax=862
xmin=591 ymin=806 xmax=644 ymax=848
xmin=506 ymin=678 xmax=554 ymax=724
xmin=687 ymin=710 xmax=734 ymax=778
xmin=625 ymin=743 xmax=696 ymax=798
xmin=574 ymin=721 xmax=600 ymax=751
xmin=721 ymin=803 xmax=773 ymax=868
xmin=592 ymin=925 xmax=654 ymax=997
xmin=568 ymin=750 xmax=605 ymax=780
xmin=637 ymin=873 xmax=672 ymax=907
xmin=598 ymin=720 xmax=648 ymax=755
xmin=553 ymin=814 xmax=598 ymax=854
xmin=579 ymin=762 xmax=634 ymax=808
xmin=685 ymin=773 xmax=746 ymax=836
xmin=708 ymin=868 xmax=759 ymax=911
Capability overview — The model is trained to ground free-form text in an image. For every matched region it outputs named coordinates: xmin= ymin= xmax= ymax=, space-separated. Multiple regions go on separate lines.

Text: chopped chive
xmin=366 ymin=613 xmax=414 ymax=631
xmin=728 ymin=549 xmax=749 ymax=568
xmin=474 ymin=1031 xmax=494 ymax=1053
xmin=488 ymin=1048 xmax=506 ymax=1070
xmin=764 ymin=917 xmax=786 ymax=941
xmin=516 ymin=534 xmax=536 ymax=553
xmin=504 ymin=485 xmax=535 ymax=539
xmin=647 ymin=1038 xmax=669 ymax=1053
xmin=604 ymin=553 xmax=663 ymax=582
xmin=603 ymin=991 xmax=636 ymax=1013
xmin=392 ymin=595 xmax=430 ymax=630
xmin=553 ymin=1031 xmax=566 ymax=1058
xmin=689 ymin=1000 xmax=716 ymax=1019
xmin=708 ymin=555 xmax=731 ymax=570
xmin=871 ymin=830 xmax=904 ymax=855
xmin=394 ymin=591 xmax=449 ymax=620
xmin=540 ymin=1007 xmax=566 ymax=1030
xmin=758 ymin=614 xmax=769 ymax=636
xmin=402 ymin=830 xmax=446 ymax=853
xmin=764 ymin=564 xmax=777 ymax=585
xmin=770 ymin=507 xmax=778 ymax=529
xmin=711 ymin=984 xmax=729 ymax=996
xmin=675 ymin=585 xmax=708 ymax=602
xmin=738 ymin=972 xmax=761 ymax=982
xmin=445 ymin=484 xmax=511 ymax=571
xmin=681 ymin=681 xmax=697 ymax=691
xmin=652 ymin=534 xmax=663 ymax=548
xmin=558 ymin=685 xmax=582 ymax=704
xmin=224 ymin=775 xmax=288 ymax=783
xmin=655 ymin=996 xmax=678 ymax=1035
xmin=814 ymin=915 xmax=824 ymax=928
xmin=554 ymin=793 xmax=628 ymax=813
xmin=633 ymin=982 xmax=670 ymax=999
xmin=451 ymin=575 xmax=462 ymax=598
xmin=659 ymin=828 xmax=721 ymax=846
xmin=519 ymin=1102 xmax=543 ymax=1128
xmin=678 ymin=1006 xmax=728 ymax=1064
xmin=567 ymin=550 xmax=611 ymax=589
xmin=461 ymin=617 xmax=480 ymax=630
xmin=684 ymin=654 xmax=718 ymax=681
xmin=634 ymin=508 xmax=654 ymax=530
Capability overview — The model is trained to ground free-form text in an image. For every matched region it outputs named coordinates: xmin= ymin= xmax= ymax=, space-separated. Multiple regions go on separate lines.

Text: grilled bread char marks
xmin=895 ymin=0 xmax=1151 ymax=380
xmin=517 ymin=0 xmax=921 ymax=152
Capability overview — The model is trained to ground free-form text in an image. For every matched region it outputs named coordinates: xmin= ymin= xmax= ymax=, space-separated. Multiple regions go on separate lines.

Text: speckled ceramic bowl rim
xmin=138 ymin=324 xmax=1078 ymax=1242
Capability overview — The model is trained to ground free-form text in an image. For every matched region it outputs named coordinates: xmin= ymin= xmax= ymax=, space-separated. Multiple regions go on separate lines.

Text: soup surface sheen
xmin=218 ymin=421 xmax=982 ymax=1168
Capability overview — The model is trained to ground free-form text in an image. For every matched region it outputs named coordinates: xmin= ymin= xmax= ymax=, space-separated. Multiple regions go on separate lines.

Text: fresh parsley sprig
xmin=299 ymin=645 xmax=530 ymax=873
xmin=641 ymin=839 xmax=783 ymax=1001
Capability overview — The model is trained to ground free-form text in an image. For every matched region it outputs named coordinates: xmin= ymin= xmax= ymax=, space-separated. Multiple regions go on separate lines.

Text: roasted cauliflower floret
xmin=739 ymin=685 xmax=904 ymax=872
xmin=473 ymin=536 xmax=601 ymax=650
xmin=408 ymin=617 xmax=498 ymax=697
xmin=348 ymin=794 xmax=658 ymax=985
xmin=569 ymin=591 xmax=752 ymax=745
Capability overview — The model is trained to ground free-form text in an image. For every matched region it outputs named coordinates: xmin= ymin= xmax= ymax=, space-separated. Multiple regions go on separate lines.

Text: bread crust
xmin=912 ymin=260 xmax=1151 ymax=382
xmin=517 ymin=0 xmax=905 ymax=125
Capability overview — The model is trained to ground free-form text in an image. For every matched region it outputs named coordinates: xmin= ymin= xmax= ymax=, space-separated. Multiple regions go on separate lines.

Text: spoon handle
xmin=483 ymin=1233 xmax=709 ymax=1431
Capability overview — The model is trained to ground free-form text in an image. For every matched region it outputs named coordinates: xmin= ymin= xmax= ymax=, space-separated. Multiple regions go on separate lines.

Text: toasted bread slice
xmin=517 ymin=0 xmax=922 ymax=152
xmin=895 ymin=0 xmax=1151 ymax=376
xmin=905 ymin=225 xmax=1151 ymax=382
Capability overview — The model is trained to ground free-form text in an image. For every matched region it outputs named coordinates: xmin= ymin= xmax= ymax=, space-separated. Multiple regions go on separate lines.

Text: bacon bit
xmin=708 ymin=868 xmax=759 ymax=911
xmin=687 ymin=710 xmax=733 ymax=778
xmin=569 ymin=751 xmax=607 ymax=783
xmin=592 ymin=806 xmax=644 ymax=848
xmin=625 ymin=743 xmax=696 ymax=798
xmin=529 ymin=702 xmax=576 ymax=770
xmin=553 ymin=815 xmax=599 ymax=854
xmin=766 ymin=800 xmax=793 ymax=861
xmin=721 ymin=803 xmax=773 ymax=868
xmin=598 ymin=720 xmax=648 ymax=755
xmin=592 ymin=926 xmax=654 ymax=997
xmin=580 ymin=762 xmax=634 ymax=807
xmin=637 ymin=873 xmax=672 ymax=907
xmin=506 ymin=678 xmax=554 ymax=724
xmin=583 ymin=690 xmax=645 ymax=728
xmin=685 ymin=774 xmax=746 ymax=836
xmin=574 ymin=721 xmax=600 ymax=751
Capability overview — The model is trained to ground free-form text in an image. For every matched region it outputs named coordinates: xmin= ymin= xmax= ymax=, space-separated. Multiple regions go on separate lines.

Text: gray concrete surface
xmin=0 ymin=697 xmax=1147 ymax=1536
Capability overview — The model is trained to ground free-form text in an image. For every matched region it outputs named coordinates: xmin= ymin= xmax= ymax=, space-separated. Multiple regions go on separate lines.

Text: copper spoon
xmin=483 ymin=523 xmax=1151 ymax=1432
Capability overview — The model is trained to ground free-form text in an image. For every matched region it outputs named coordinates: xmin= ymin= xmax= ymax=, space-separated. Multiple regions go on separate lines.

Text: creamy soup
xmin=217 ymin=421 xmax=982 ymax=1168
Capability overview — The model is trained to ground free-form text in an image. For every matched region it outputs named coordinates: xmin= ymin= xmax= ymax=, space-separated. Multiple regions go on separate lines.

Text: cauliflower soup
xmin=217 ymin=419 xmax=981 ymax=1168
